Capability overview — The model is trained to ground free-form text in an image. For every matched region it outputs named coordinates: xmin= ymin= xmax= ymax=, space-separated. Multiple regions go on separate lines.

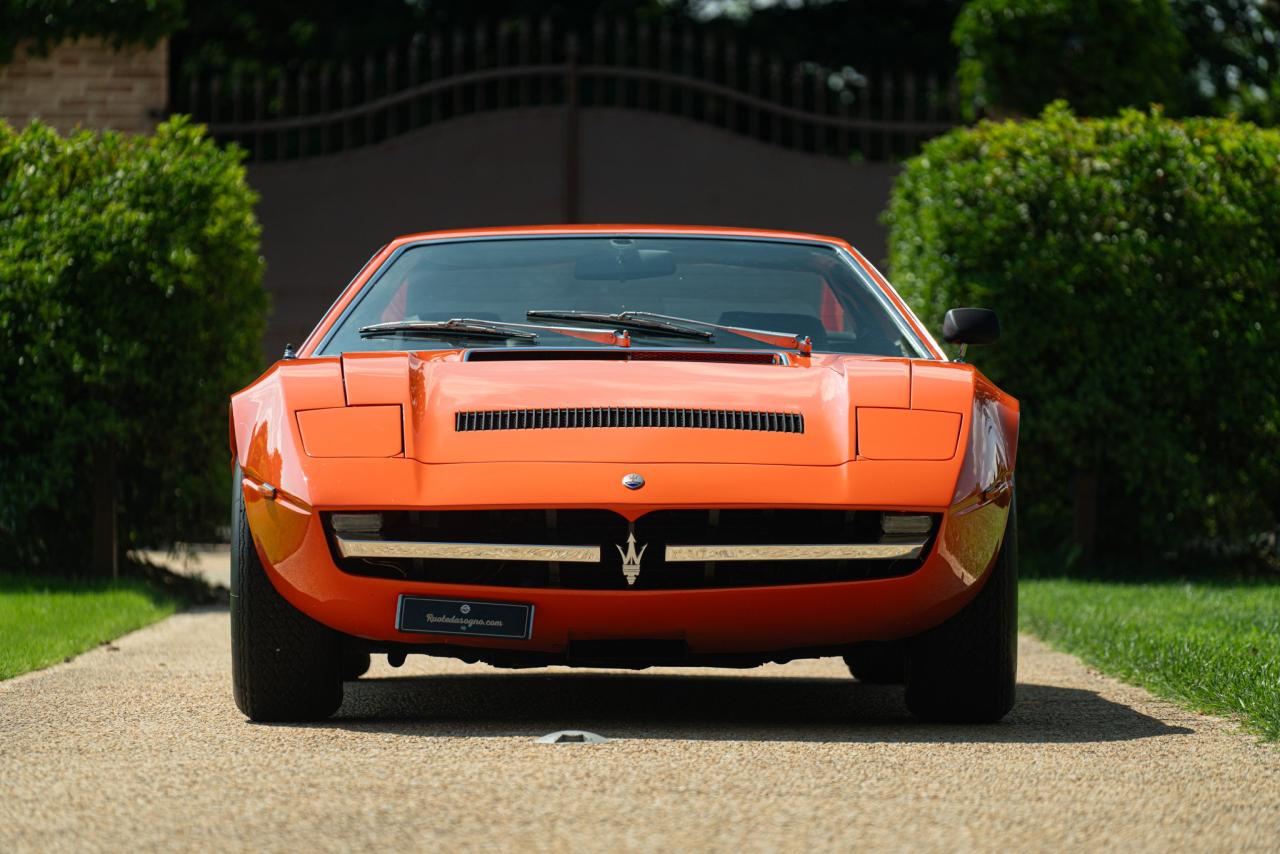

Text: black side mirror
xmin=942 ymin=308 xmax=1000 ymax=346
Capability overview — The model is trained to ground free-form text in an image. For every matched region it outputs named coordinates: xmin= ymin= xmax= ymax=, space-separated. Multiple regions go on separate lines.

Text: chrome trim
xmin=336 ymin=537 xmax=601 ymax=563
xmin=664 ymin=541 xmax=926 ymax=562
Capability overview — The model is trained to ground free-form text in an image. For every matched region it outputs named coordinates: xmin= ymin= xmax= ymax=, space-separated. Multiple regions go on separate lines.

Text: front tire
xmin=231 ymin=466 xmax=343 ymax=721
xmin=904 ymin=496 xmax=1018 ymax=723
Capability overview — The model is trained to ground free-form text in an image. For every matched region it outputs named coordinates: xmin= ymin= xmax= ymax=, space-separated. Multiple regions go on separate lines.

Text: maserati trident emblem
xmin=621 ymin=472 xmax=645 ymax=490
xmin=615 ymin=527 xmax=648 ymax=586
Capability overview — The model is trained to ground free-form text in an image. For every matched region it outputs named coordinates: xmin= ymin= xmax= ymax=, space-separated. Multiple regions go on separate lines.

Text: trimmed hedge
xmin=886 ymin=104 xmax=1280 ymax=567
xmin=953 ymin=0 xmax=1184 ymax=119
xmin=0 ymin=117 xmax=266 ymax=569
xmin=0 ymin=1 xmax=185 ymax=65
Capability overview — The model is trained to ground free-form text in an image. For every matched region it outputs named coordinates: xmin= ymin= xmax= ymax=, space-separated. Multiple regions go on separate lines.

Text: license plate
xmin=396 ymin=595 xmax=533 ymax=639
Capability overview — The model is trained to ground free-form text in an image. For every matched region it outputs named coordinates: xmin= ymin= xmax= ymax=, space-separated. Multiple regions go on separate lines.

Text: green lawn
xmin=1021 ymin=578 xmax=1280 ymax=740
xmin=0 ymin=573 xmax=182 ymax=680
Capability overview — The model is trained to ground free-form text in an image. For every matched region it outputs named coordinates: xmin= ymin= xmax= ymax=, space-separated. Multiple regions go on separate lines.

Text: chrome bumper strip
xmin=335 ymin=537 xmax=602 ymax=563
xmin=664 ymin=542 xmax=926 ymax=562
xmin=336 ymin=538 xmax=924 ymax=564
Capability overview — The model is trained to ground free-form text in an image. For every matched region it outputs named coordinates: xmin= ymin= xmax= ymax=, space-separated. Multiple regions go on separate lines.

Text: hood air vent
xmin=466 ymin=349 xmax=784 ymax=365
xmin=455 ymin=407 xmax=804 ymax=433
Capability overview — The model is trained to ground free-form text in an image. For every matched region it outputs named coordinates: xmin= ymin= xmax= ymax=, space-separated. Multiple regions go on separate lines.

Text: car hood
xmin=342 ymin=351 xmax=915 ymax=465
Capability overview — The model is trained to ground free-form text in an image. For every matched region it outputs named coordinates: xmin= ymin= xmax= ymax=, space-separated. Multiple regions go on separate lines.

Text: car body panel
xmin=240 ymin=471 xmax=1011 ymax=653
xmin=231 ymin=225 xmax=1018 ymax=660
xmin=296 ymin=405 xmax=403 ymax=457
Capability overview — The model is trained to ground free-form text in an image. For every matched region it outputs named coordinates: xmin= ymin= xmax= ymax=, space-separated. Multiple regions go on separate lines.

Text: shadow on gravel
xmin=298 ymin=672 xmax=1193 ymax=743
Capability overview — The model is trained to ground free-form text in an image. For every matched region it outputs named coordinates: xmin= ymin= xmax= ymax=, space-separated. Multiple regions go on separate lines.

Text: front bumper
xmin=243 ymin=460 xmax=1010 ymax=656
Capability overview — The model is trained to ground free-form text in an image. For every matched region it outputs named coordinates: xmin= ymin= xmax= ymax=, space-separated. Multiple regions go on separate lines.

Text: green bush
xmin=0 ymin=1 xmax=185 ymax=65
xmin=886 ymin=104 xmax=1280 ymax=568
xmin=953 ymin=0 xmax=1185 ymax=119
xmin=0 ymin=117 xmax=266 ymax=569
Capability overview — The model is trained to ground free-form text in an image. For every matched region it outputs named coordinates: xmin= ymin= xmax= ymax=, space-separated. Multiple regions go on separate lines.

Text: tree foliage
xmin=1172 ymin=0 xmax=1280 ymax=125
xmin=0 ymin=0 xmax=185 ymax=64
xmin=0 ymin=118 xmax=266 ymax=569
xmin=681 ymin=0 xmax=963 ymax=76
xmin=886 ymin=104 xmax=1280 ymax=567
xmin=169 ymin=0 xmax=963 ymax=77
xmin=953 ymin=0 xmax=1185 ymax=118
xmin=172 ymin=1 xmax=670 ymax=76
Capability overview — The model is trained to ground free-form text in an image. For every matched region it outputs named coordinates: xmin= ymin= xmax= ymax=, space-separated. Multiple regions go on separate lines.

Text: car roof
xmin=385 ymin=224 xmax=851 ymax=247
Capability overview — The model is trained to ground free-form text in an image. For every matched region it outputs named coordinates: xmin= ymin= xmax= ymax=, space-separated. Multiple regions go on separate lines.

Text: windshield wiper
xmin=525 ymin=310 xmax=713 ymax=340
xmin=359 ymin=319 xmax=539 ymax=341
xmin=526 ymin=310 xmax=813 ymax=355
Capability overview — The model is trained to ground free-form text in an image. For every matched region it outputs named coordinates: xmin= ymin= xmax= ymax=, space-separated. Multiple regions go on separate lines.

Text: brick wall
xmin=0 ymin=38 xmax=168 ymax=135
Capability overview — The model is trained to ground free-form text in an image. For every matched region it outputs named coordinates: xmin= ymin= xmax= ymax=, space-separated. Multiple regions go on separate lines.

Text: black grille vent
xmin=466 ymin=349 xmax=782 ymax=365
xmin=324 ymin=509 xmax=938 ymax=590
xmin=454 ymin=407 xmax=804 ymax=433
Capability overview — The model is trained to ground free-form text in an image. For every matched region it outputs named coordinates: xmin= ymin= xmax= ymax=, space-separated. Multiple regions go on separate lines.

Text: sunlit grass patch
xmin=0 ymin=573 xmax=180 ymax=679
xmin=1021 ymin=578 xmax=1280 ymax=740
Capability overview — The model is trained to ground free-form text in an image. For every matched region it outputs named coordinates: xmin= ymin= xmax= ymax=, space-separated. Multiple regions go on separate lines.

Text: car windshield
xmin=317 ymin=236 xmax=931 ymax=358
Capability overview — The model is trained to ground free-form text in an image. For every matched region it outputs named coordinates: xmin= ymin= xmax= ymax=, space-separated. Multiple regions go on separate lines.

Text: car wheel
xmin=843 ymin=641 xmax=907 ymax=684
xmin=340 ymin=646 xmax=372 ymax=681
xmin=904 ymin=495 xmax=1017 ymax=723
xmin=230 ymin=465 xmax=343 ymax=721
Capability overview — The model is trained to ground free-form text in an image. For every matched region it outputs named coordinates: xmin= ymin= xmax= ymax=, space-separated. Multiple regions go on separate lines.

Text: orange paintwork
xmin=296 ymin=405 xmax=404 ymax=458
xmin=856 ymin=408 xmax=962 ymax=460
xmin=231 ymin=225 xmax=1018 ymax=656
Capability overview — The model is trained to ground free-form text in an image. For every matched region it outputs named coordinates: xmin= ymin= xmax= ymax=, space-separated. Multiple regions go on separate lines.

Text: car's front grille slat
xmin=455 ymin=406 xmax=804 ymax=433
xmin=324 ymin=509 xmax=938 ymax=590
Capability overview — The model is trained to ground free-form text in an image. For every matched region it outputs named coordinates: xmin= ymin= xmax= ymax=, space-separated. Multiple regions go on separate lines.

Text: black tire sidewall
xmin=904 ymin=493 xmax=1018 ymax=722
xmin=230 ymin=464 xmax=343 ymax=721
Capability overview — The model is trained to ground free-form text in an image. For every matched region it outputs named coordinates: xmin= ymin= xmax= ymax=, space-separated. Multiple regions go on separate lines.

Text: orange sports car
xmin=229 ymin=225 xmax=1018 ymax=723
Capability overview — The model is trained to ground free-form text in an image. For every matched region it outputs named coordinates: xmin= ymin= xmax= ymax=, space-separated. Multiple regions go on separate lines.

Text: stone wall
xmin=0 ymin=38 xmax=167 ymax=134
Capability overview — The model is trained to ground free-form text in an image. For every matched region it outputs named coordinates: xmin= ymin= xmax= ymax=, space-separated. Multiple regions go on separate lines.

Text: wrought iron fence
xmin=173 ymin=18 xmax=963 ymax=164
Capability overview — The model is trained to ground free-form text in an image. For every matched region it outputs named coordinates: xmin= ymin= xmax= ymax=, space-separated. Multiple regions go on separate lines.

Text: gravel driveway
xmin=2 ymin=606 xmax=1278 ymax=852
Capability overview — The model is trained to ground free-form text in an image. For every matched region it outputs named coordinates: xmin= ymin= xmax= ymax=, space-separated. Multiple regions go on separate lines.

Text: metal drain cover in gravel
xmin=536 ymin=730 xmax=609 ymax=744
